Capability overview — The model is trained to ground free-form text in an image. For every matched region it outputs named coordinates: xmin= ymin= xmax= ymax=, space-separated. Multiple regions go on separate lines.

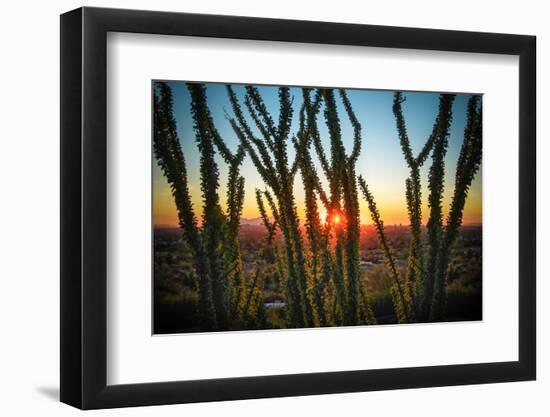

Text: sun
xmin=319 ymin=209 xmax=344 ymax=226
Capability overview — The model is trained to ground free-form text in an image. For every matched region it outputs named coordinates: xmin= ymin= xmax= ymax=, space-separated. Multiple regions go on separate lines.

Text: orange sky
xmin=153 ymin=171 xmax=482 ymax=228
xmin=153 ymin=83 xmax=482 ymax=229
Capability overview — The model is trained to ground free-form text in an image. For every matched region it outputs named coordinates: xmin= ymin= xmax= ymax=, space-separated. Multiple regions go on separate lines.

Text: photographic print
xmin=153 ymin=81 xmax=482 ymax=334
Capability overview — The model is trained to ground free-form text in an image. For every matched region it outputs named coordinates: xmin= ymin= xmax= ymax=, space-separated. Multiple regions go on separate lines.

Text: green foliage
xmin=358 ymin=177 xmax=412 ymax=323
xmin=156 ymin=82 xmax=481 ymax=330
xmin=154 ymin=82 xmax=217 ymax=330
xmin=154 ymin=82 xmax=249 ymax=331
xmin=421 ymin=94 xmax=456 ymax=322
xmin=226 ymin=85 xmax=377 ymax=328
xmin=187 ymin=83 xmax=231 ymax=329
xmin=361 ymin=92 xmax=481 ymax=323
xmin=295 ymin=89 xmax=333 ymax=326
xmin=309 ymin=88 xmax=375 ymax=326
xmin=429 ymin=95 xmax=482 ymax=321
xmin=227 ymin=85 xmax=312 ymax=328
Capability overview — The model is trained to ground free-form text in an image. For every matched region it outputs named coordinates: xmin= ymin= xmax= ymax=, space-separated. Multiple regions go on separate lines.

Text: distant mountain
xmin=240 ymin=217 xmax=265 ymax=226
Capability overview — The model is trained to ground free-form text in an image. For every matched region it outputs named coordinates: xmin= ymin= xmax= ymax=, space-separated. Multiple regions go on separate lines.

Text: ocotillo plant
xmin=361 ymin=92 xmax=481 ymax=323
xmin=429 ymin=95 xmax=482 ymax=321
xmin=226 ymin=85 xmax=313 ymax=328
xmin=153 ymin=82 xmax=247 ymax=330
xmin=153 ymin=82 xmax=217 ymax=330
xmin=187 ymin=83 xmax=231 ymax=329
xmin=227 ymin=85 xmax=377 ymax=327
xmin=292 ymin=89 xmax=333 ymax=326
xmin=358 ymin=177 xmax=411 ymax=323
xmin=393 ymin=92 xmax=456 ymax=321
xmin=256 ymin=188 xmax=289 ymax=302
xmin=420 ymin=93 xmax=456 ymax=322
xmin=303 ymin=87 xmax=376 ymax=326
xmin=187 ymin=83 xmax=248 ymax=321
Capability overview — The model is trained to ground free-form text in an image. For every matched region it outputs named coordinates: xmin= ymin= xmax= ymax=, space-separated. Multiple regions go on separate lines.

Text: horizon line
xmin=153 ymin=222 xmax=483 ymax=229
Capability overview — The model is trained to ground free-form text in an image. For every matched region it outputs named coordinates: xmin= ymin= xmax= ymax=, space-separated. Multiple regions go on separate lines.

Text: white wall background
xmin=0 ymin=0 xmax=545 ymax=415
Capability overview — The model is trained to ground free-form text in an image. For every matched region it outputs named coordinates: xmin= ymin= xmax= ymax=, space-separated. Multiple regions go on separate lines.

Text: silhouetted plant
xmin=153 ymin=82 xmax=217 ymax=330
xmin=189 ymin=83 xmax=248 ymax=321
xmin=226 ymin=85 xmax=313 ymax=328
xmin=227 ymin=85 xmax=377 ymax=327
xmin=302 ymin=88 xmax=376 ymax=326
xmin=154 ymin=82 xmax=248 ymax=330
xmin=156 ymin=81 xmax=480 ymax=329
xmin=429 ymin=95 xmax=482 ymax=321
xmin=293 ymin=89 xmax=333 ymax=326
xmin=358 ymin=177 xmax=412 ymax=323
xmin=361 ymin=92 xmax=481 ymax=323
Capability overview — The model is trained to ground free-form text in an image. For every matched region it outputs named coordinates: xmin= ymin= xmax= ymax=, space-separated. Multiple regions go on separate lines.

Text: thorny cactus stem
xmin=226 ymin=85 xmax=312 ymax=328
xmin=157 ymin=82 xmax=481 ymax=329
xmin=294 ymin=89 xmax=334 ymax=326
xmin=392 ymin=92 xmax=454 ymax=320
xmin=154 ymin=82 xmax=250 ymax=331
xmin=315 ymin=88 xmax=370 ymax=326
xmin=429 ymin=95 xmax=482 ymax=321
xmin=187 ymin=83 xmax=234 ymax=330
xmin=392 ymin=91 xmax=481 ymax=322
xmin=301 ymin=87 xmax=375 ymax=326
xmin=153 ymin=82 xmax=217 ymax=330
xmin=358 ymin=177 xmax=412 ymax=323
xmin=419 ymin=94 xmax=456 ymax=322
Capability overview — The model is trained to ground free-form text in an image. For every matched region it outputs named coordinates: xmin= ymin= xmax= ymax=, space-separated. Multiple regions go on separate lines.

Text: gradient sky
xmin=153 ymin=81 xmax=482 ymax=228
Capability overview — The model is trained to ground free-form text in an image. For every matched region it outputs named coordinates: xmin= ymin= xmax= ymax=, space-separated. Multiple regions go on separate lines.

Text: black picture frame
xmin=60 ymin=6 xmax=536 ymax=410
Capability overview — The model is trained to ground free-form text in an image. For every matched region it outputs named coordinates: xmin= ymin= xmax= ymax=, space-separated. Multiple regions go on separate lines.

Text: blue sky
xmin=153 ymin=81 xmax=482 ymax=227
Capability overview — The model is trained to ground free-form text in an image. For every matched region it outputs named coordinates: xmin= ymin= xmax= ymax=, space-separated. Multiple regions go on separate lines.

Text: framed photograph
xmin=60 ymin=6 xmax=536 ymax=409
